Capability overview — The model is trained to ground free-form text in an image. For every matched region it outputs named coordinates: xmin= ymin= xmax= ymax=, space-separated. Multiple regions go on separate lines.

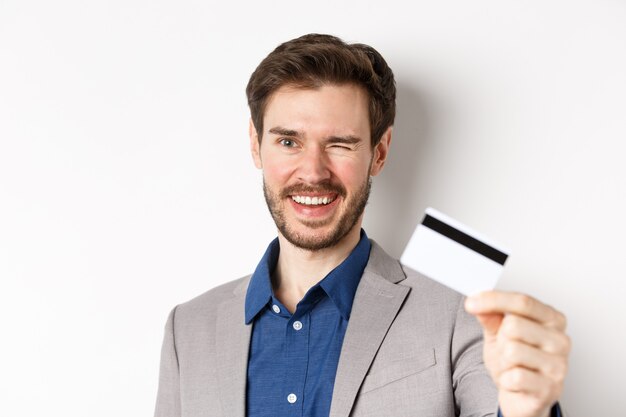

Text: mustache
xmin=280 ymin=182 xmax=347 ymax=198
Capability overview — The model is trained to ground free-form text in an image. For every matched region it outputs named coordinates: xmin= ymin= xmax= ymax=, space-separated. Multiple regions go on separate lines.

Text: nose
xmin=296 ymin=146 xmax=331 ymax=184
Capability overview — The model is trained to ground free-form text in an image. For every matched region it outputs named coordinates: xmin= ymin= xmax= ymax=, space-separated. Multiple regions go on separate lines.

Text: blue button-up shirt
xmin=245 ymin=231 xmax=371 ymax=417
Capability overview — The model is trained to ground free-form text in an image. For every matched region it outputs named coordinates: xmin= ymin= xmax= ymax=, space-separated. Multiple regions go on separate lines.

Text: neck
xmin=273 ymin=224 xmax=362 ymax=313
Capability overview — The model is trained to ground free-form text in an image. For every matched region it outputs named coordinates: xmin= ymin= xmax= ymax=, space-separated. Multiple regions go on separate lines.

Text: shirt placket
xmin=282 ymin=311 xmax=310 ymax=417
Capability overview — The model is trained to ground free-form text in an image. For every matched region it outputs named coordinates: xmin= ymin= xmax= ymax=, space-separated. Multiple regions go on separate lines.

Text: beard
xmin=263 ymin=176 xmax=372 ymax=251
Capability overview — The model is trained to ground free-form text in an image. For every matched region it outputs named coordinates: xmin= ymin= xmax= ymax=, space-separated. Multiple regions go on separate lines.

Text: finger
xmin=499 ymin=314 xmax=571 ymax=355
xmin=465 ymin=291 xmax=567 ymax=331
xmin=498 ymin=367 xmax=552 ymax=396
xmin=498 ymin=340 xmax=569 ymax=382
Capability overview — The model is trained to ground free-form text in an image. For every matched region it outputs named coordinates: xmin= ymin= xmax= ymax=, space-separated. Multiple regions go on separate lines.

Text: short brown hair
xmin=246 ymin=33 xmax=396 ymax=147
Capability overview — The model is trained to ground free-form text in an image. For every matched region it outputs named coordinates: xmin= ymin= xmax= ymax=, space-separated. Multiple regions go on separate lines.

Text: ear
xmin=249 ymin=119 xmax=262 ymax=169
xmin=369 ymin=127 xmax=392 ymax=176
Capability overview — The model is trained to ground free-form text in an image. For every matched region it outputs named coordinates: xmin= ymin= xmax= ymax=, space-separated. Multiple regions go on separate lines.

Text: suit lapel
xmin=215 ymin=278 xmax=252 ymax=417
xmin=329 ymin=242 xmax=410 ymax=417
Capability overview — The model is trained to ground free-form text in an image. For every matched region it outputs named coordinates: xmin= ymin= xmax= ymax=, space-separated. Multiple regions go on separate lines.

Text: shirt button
xmin=272 ymin=304 xmax=280 ymax=314
xmin=292 ymin=321 xmax=303 ymax=331
xmin=287 ymin=393 xmax=297 ymax=404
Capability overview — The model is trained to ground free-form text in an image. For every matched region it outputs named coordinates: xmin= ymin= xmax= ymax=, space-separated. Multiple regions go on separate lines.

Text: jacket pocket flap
xmin=360 ymin=348 xmax=437 ymax=394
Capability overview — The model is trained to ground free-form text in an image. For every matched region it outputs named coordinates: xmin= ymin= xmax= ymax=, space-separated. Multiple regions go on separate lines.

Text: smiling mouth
xmin=291 ymin=195 xmax=336 ymax=206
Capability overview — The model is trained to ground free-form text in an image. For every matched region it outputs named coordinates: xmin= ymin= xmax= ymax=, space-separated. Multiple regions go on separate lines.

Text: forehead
xmin=263 ymin=84 xmax=370 ymax=135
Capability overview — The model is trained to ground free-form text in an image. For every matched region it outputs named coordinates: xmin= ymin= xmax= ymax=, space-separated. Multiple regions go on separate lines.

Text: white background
xmin=1 ymin=1 xmax=624 ymax=415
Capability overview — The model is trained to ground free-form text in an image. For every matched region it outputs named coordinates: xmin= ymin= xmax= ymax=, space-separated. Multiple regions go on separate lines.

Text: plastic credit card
xmin=400 ymin=208 xmax=510 ymax=296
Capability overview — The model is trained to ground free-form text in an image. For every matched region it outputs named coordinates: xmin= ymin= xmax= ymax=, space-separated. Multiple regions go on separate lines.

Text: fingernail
xmin=465 ymin=297 xmax=477 ymax=310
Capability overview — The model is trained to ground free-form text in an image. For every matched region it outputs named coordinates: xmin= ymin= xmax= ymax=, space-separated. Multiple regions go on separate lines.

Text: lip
xmin=289 ymin=192 xmax=337 ymax=198
xmin=290 ymin=193 xmax=338 ymax=206
xmin=288 ymin=194 xmax=340 ymax=218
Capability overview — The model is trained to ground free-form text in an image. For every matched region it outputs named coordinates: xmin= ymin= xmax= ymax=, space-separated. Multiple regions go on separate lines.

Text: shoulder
xmin=400 ymin=264 xmax=465 ymax=308
xmin=365 ymin=240 xmax=469 ymax=338
xmin=170 ymin=275 xmax=251 ymax=327
xmin=367 ymin=239 xmax=464 ymax=307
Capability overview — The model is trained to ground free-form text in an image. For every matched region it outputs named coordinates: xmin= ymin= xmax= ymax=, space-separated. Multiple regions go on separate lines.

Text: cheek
xmin=329 ymin=159 xmax=370 ymax=187
xmin=260 ymin=154 xmax=294 ymax=185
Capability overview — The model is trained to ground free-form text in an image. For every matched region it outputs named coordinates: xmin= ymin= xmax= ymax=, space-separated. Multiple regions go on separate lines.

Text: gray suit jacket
xmin=154 ymin=241 xmax=498 ymax=417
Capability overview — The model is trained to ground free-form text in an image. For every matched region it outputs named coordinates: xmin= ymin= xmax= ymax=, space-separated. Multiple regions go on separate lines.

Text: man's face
xmin=250 ymin=83 xmax=391 ymax=251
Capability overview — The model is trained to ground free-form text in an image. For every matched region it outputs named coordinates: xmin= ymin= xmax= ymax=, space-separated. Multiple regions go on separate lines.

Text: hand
xmin=465 ymin=291 xmax=570 ymax=417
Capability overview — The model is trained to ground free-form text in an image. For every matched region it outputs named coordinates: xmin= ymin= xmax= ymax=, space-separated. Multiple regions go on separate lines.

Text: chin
xmin=281 ymin=222 xmax=357 ymax=251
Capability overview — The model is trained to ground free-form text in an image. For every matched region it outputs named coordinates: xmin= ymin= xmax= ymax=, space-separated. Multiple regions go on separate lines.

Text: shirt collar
xmin=318 ymin=230 xmax=371 ymax=321
xmin=245 ymin=238 xmax=280 ymax=324
xmin=244 ymin=230 xmax=371 ymax=324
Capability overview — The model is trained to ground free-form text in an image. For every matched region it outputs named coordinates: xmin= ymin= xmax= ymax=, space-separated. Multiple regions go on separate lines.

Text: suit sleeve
xmin=498 ymin=403 xmax=563 ymax=417
xmin=451 ymin=297 xmax=499 ymax=417
xmin=154 ymin=306 xmax=182 ymax=417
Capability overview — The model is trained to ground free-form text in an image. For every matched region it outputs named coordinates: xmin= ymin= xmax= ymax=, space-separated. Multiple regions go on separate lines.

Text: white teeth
xmin=291 ymin=195 xmax=334 ymax=206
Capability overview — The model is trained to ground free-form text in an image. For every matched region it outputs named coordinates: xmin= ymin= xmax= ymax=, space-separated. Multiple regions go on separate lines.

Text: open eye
xmin=279 ymin=138 xmax=297 ymax=148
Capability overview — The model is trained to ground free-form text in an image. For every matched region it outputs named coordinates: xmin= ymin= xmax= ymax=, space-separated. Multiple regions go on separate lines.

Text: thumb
xmin=473 ymin=313 xmax=503 ymax=341
xmin=464 ymin=293 xmax=504 ymax=340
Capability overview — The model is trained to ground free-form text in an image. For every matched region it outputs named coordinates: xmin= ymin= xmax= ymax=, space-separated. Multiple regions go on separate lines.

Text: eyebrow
xmin=267 ymin=127 xmax=362 ymax=144
xmin=325 ymin=136 xmax=362 ymax=145
xmin=268 ymin=127 xmax=301 ymax=137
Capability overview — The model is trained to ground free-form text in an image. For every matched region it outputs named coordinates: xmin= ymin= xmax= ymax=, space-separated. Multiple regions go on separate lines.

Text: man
xmin=154 ymin=34 xmax=570 ymax=417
